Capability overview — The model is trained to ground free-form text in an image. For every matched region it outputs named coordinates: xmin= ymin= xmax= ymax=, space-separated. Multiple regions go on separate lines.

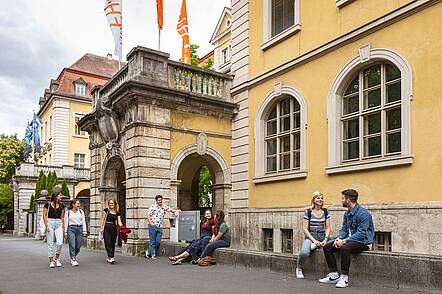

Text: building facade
xmin=210 ymin=7 xmax=232 ymax=73
xmin=228 ymin=0 xmax=442 ymax=255
xmin=13 ymin=53 xmax=120 ymax=236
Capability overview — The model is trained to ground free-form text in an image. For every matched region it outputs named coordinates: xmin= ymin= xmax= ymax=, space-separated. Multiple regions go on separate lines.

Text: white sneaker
xmin=72 ymin=260 xmax=79 ymax=267
xmin=151 ymin=255 xmax=157 ymax=260
xmin=106 ymin=257 xmax=112 ymax=263
xmin=336 ymin=275 xmax=349 ymax=288
xmin=55 ymin=259 xmax=62 ymax=267
xmin=110 ymin=257 xmax=115 ymax=264
xmin=319 ymin=272 xmax=340 ymax=284
xmin=296 ymin=268 xmax=304 ymax=279
xmin=49 ymin=261 xmax=55 ymax=268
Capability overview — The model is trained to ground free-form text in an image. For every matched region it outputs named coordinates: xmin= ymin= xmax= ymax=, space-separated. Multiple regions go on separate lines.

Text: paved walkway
xmin=0 ymin=236 xmax=419 ymax=294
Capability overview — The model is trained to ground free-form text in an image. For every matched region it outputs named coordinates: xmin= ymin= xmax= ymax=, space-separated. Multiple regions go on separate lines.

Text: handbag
xmin=99 ymin=209 xmax=109 ymax=241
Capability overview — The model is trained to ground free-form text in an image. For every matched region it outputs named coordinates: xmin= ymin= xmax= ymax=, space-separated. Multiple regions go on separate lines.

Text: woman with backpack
xmin=43 ymin=190 xmax=65 ymax=268
xmin=296 ymin=191 xmax=331 ymax=279
xmin=99 ymin=198 xmax=123 ymax=264
xmin=168 ymin=209 xmax=214 ymax=265
xmin=64 ymin=199 xmax=87 ymax=266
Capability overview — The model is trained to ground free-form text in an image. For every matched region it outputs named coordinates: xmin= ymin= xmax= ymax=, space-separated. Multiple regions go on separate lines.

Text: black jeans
xmin=323 ymin=241 xmax=368 ymax=275
xmin=104 ymin=223 xmax=118 ymax=258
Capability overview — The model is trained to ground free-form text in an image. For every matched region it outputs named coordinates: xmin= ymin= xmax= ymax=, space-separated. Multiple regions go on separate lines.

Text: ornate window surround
xmin=254 ymin=85 xmax=307 ymax=183
xmin=326 ymin=46 xmax=413 ymax=174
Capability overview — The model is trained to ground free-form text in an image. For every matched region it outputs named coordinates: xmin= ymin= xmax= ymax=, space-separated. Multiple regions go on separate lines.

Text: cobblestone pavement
xmin=0 ymin=236 xmax=420 ymax=294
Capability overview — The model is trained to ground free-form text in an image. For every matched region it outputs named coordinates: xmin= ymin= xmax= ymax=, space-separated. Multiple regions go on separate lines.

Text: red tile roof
xmin=68 ymin=53 xmax=121 ymax=78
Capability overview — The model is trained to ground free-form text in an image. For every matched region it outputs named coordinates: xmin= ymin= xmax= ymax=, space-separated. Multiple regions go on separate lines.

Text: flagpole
xmin=158 ymin=27 xmax=161 ymax=51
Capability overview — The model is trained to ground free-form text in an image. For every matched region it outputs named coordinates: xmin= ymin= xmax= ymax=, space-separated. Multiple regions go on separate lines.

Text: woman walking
xmin=100 ymin=198 xmax=123 ymax=264
xmin=64 ymin=199 xmax=87 ymax=266
xmin=43 ymin=190 xmax=65 ymax=268
xmin=168 ymin=209 xmax=214 ymax=265
xmin=296 ymin=191 xmax=331 ymax=279
xmin=198 ymin=210 xmax=230 ymax=265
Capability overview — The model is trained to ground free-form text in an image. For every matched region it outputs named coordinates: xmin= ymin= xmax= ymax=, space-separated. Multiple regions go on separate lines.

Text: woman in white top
xmin=64 ymin=199 xmax=87 ymax=266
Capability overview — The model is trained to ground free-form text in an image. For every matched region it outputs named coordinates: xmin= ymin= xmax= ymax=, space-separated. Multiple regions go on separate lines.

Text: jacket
xmin=338 ymin=203 xmax=374 ymax=245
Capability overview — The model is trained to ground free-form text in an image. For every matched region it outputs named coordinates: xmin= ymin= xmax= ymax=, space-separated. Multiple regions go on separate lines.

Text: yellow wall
xmin=68 ymin=100 xmax=91 ymax=167
xmin=249 ymin=0 xmax=413 ymax=77
xmin=75 ymin=181 xmax=90 ymax=196
xmin=38 ymin=100 xmax=54 ymax=165
xmin=247 ymin=4 xmax=442 ymax=208
xmin=170 ymin=110 xmax=231 ymax=166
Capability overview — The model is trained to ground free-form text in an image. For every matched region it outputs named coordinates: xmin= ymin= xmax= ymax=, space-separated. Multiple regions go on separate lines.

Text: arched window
xmin=327 ymin=47 xmax=412 ymax=174
xmin=255 ymin=86 xmax=307 ymax=183
xmin=265 ymin=96 xmax=301 ymax=172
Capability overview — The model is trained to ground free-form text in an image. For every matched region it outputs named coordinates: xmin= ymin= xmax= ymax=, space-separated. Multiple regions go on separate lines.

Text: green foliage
xmin=202 ymin=58 xmax=214 ymax=70
xmin=198 ymin=166 xmax=212 ymax=207
xmin=0 ymin=183 xmax=13 ymax=225
xmin=0 ymin=134 xmax=26 ymax=183
xmin=190 ymin=44 xmax=200 ymax=66
xmin=61 ymin=180 xmax=70 ymax=198
xmin=30 ymin=170 xmax=47 ymax=211
xmin=46 ymin=171 xmax=59 ymax=196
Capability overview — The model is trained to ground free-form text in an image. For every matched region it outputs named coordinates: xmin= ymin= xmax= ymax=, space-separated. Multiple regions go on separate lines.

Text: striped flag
xmin=104 ymin=0 xmax=123 ymax=60
xmin=176 ymin=0 xmax=191 ymax=64
xmin=33 ymin=113 xmax=43 ymax=154
xmin=156 ymin=0 xmax=163 ymax=30
xmin=24 ymin=122 xmax=31 ymax=159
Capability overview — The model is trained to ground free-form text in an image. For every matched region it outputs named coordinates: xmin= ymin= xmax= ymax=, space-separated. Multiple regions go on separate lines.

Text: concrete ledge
xmin=160 ymin=241 xmax=442 ymax=293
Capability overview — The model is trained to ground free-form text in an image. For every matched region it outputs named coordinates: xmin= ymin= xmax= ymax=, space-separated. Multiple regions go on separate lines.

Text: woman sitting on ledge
xmin=168 ymin=209 xmax=214 ymax=265
xmin=197 ymin=210 xmax=230 ymax=266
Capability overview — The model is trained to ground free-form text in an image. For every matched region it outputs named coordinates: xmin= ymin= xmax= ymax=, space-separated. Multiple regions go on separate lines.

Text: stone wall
xmin=229 ymin=202 xmax=442 ymax=256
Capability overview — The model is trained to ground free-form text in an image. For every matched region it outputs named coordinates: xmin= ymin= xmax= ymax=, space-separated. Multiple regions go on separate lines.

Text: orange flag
xmin=176 ymin=0 xmax=191 ymax=64
xmin=156 ymin=0 xmax=163 ymax=30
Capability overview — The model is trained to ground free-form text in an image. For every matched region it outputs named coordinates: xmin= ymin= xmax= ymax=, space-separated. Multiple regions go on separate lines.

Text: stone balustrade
xmin=99 ymin=64 xmax=129 ymax=100
xmin=15 ymin=162 xmax=90 ymax=181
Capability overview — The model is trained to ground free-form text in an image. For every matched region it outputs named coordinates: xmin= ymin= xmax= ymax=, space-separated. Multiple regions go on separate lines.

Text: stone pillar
xmin=273 ymin=228 xmax=282 ymax=253
xmin=35 ymin=190 xmax=49 ymax=239
xmin=212 ymin=184 xmax=232 ymax=213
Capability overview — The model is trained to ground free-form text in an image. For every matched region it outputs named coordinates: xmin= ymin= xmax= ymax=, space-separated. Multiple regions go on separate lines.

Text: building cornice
xmin=231 ymin=0 xmax=441 ymax=95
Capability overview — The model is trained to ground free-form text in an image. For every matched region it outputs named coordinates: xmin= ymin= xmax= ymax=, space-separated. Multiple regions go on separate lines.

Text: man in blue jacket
xmin=319 ymin=189 xmax=374 ymax=288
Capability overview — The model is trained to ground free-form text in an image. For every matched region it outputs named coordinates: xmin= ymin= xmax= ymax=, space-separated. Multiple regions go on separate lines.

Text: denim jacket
xmin=338 ymin=204 xmax=374 ymax=245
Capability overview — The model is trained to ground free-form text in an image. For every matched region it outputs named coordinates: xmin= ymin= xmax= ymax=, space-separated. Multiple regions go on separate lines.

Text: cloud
xmin=0 ymin=0 xmax=230 ymax=136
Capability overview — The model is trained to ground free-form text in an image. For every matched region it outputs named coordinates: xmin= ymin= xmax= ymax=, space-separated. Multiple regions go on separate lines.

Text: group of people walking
xmin=42 ymin=187 xmax=373 ymax=289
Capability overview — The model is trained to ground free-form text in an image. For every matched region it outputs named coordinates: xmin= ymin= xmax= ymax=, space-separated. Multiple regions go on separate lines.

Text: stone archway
xmin=171 ymin=145 xmax=231 ymax=213
xmin=100 ymin=155 xmax=126 ymax=225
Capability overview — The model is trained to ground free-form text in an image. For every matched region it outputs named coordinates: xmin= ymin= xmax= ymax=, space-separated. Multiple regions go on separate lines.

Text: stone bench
xmin=160 ymin=241 xmax=442 ymax=293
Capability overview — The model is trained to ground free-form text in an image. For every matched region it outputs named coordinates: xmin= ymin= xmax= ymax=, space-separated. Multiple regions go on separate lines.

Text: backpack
xmin=306 ymin=208 xmax=328 ymax=232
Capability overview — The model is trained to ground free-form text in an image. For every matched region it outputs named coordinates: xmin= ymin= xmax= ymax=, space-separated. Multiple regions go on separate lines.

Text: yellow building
xmin=229 ymin=0 xmax=442 ymax=255
xmin=37 ymin=53 xmax=120 ymax=197
xmin=210 ymin=7 xmax=232 ymax=73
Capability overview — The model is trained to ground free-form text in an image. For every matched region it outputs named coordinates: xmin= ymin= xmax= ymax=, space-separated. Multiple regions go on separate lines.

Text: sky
xmin=0 ymin=0 xmax=230 ymax=137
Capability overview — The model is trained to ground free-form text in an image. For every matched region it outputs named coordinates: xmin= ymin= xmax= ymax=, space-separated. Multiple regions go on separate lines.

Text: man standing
xmin=146 ymin=195 xmax=177 ymax=259
xmin=319 ymin=189 xmax=374 ymax=288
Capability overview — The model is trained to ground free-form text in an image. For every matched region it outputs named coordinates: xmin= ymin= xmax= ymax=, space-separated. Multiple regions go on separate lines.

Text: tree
xmin=198 ymin=166 xmax=212 ymax=207
xmin=0 ymin=134 xmax=26 ymax=184
xmin=61 ymin=180 xmax=70 ymax=198
xmin=46 ymin=171 xmax=59 ymax=196
xmin=0 ymin=183 xmax=13 ymax=226
xmin=30 ymin=170 xmax=47 ymax=211
xmin=190 ymin=44 xmax=200 ymax=66
xmin=202 ymin=58 xmax=214 ymax=70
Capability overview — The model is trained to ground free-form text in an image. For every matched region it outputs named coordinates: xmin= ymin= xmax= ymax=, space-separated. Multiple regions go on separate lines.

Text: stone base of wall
xmin=122 ymin=239 xmax=147 ymax=256
xmin=160 ymin=241 xmax=442 ymax=293
xmin=229 ymin=202 xmax=442 ymax=256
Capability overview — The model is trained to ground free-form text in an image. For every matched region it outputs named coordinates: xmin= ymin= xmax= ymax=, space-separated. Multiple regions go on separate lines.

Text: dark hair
xmin=213 ymin=210 xmax=225 ymax=235
xmin=342 ymin=189 xmax=358 ymax=203
xmin=50 ymin=191 xmax=61 ymax=206
xmin=69 ymin=199 xmax=80 ymax=210
xmin=155 ymin=195 xmax=163 ymax=201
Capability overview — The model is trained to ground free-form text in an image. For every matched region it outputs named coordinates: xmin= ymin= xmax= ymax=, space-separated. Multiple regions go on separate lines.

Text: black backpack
xmin=306 ymin=208 xmax=328 ymax=232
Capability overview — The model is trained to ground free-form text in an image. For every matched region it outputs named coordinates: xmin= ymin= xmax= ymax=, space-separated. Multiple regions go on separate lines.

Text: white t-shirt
xmin=64 ymin=209 xmax=87 ymax=233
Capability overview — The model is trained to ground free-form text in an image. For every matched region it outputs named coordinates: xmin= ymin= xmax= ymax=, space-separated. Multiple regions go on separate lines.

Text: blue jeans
xmin=148 ymin=225 xmax=163 ymax=257
xmin=200 ymin=238 xmax=230 ymax=258
xmin=297 ymin=231 xmax=326 ymax=267
xmin=67 ymin=225 xmax=83 ymax=258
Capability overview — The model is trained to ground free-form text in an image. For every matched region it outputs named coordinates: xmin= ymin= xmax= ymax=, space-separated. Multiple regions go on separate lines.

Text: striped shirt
xmin=304 ymin=209 xmax=330 ymax=233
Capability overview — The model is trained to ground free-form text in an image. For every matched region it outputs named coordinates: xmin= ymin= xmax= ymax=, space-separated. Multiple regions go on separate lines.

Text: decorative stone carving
xmin=95 ymin=98 xmax=120 ymax=152
xmin=197 ymin=132 xmax=208 ymax=155
xmin=358 ymin=43 xmax=372 ymax=63
xmin=274 ymin=82 xmax=283 ymax=96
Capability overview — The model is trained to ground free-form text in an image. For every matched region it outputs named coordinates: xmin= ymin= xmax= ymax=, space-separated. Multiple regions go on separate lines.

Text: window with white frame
xmin=265 ymin=96 xmax=301 ymax=173
xmin=75 ymin=82 xmax=86 ymax=96
xmin=49 ymin=116 xmax=52 ymax=139
xmin=271 ymin=0 xmax=295 ymax=37
xmin=74 ymin=153 xmax=86 ymax=168
xmin=341 ymin=63 xmax=401 ymax=161
xmin=221 ymin=47 xmax=229 ymax=64
xmin=262 ymin=0 xmax=300 ymax=50
xmin=74 ymin=113 xmax=87 ymax=136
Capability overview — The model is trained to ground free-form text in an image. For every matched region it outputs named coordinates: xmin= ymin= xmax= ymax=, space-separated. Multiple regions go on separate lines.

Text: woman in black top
xmin=100 ymin=198 xmax=123 ymax=264
xmin=43 ymin=190 xmax=65 ymax=268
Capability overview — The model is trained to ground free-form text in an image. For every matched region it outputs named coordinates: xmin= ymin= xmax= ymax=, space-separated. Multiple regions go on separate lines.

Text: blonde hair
xmin=311 ymin=191 xmax=324 ymax=209
xmin=107 ymin=198 xmax=119 ymax=213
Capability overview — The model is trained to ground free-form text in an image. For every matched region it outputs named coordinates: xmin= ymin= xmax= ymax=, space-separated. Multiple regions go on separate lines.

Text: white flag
xmin=104 ymin=0 xmax=123 ymax=60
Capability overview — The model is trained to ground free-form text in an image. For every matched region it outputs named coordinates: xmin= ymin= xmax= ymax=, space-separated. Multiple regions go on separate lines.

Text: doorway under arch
xmin=171 ymin=145 xmax=231 ymax=214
